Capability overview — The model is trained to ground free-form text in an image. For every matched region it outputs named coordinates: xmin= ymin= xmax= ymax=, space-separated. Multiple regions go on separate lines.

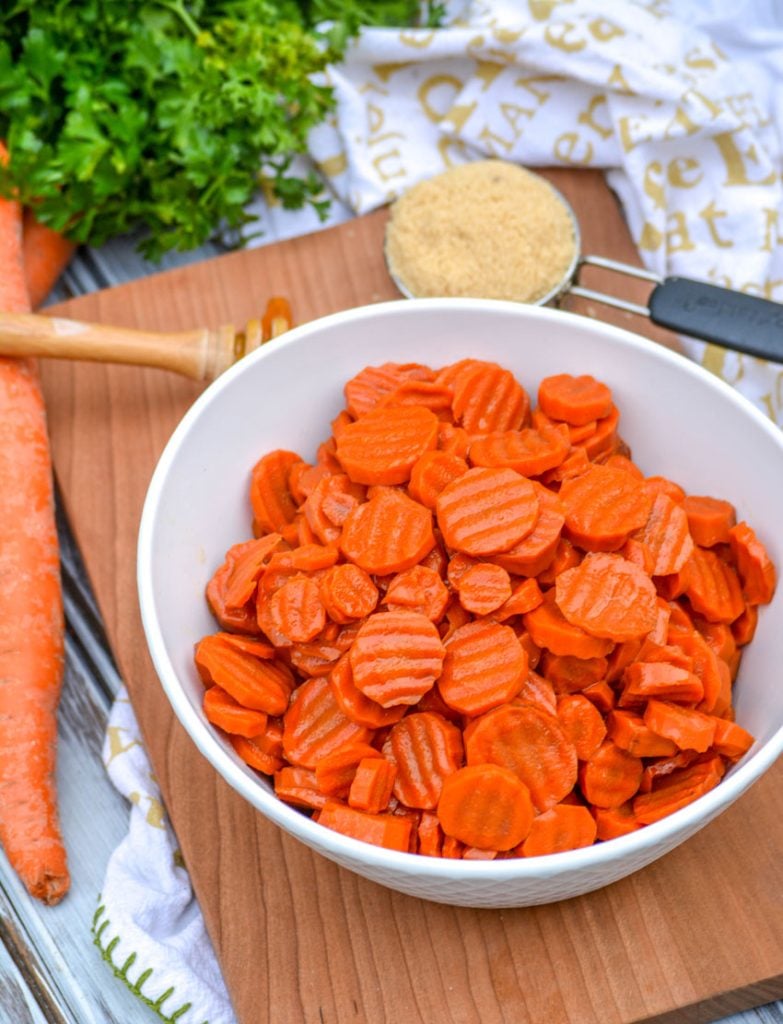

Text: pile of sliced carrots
xmin=195 ymin=360 xmax=776 ymax=858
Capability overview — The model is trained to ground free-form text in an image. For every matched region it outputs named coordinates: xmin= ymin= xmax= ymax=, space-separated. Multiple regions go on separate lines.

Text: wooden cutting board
xmin=42 ymin=170 xmax=783 ymax=1024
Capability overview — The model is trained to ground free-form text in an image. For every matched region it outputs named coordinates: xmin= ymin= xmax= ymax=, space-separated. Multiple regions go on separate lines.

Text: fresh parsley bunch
xmin=0 ymin=0 xmax=442 ymax=259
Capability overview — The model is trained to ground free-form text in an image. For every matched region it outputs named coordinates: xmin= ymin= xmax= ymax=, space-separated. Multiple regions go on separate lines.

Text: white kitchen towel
xmin=98 ymin=3 xmax=783 ymax=1022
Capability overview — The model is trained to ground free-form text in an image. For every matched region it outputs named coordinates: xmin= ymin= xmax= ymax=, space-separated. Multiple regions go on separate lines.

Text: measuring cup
xmin=385 ymin=174 xmax=783 ymax=364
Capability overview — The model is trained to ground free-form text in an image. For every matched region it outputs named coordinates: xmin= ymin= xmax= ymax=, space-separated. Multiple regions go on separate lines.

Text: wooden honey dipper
xmin=0 ymin=297 xmax=293 ymax=382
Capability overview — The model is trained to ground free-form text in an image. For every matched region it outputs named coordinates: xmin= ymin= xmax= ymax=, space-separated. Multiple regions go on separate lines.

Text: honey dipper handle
xmin=0 ymin=313 xmax=239 ymax=381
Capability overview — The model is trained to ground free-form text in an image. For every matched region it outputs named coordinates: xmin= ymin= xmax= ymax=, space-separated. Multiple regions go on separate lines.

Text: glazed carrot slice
xmin=632 ymin=756 xmax=725 ymax=825
xmin=712 ymin=718 xmax=755 ymax=759
xmin=438 ymin=620 xmax=527 ymax=716
xmin=670 ymin=630 xmax=725 ymax=715
xmin=693 ymin=618 xmax=737 ymax=665
xmin=417 ymin=812 xmax=444 ymax=857
xmin=437 ymin=422 xmax=471 ymax=458
xmin=638 ymin=749 xmax=699 ymax=793
xmin=683 ymin=495 xmax=736 ymax=547
xmin=514 ymin=670 xmax=557 ymax=715
xmin=341 ymin=489 xmax=435 ymax=575
xmin=318 ymin=564 xmax=379 ymax=624
xmin=604 ymin=454 xmax=643 ymax=480
xmin=555 ymin=552 xmax=658 ymax=642
xmin=643 ymin=699 xmax=717 ymax=753
xmin=289 ymin=463 xmax=330 ymax=505
xmin=620 ymin=662 xmax=704 ymax=706
xmin=230 ymin=729 xmax=286 ymax=775
xmin=437 ymin=764 xmax=534 ymax=851
xmin=456 ymin=562 xmax=512 ymax=616
xmin=523 ymin=592 xmax=614 ymax=660
xmin=436 ymin=467 xmax=539 ymax=557
xmin=262 ymin=575 xmax=327 ymax=645
xmin=634 ymin=493 xmax=693 ymax=576
xmin=304 ymin=473 xmax=366 ymax=542
xmin=318 ymin=800 xmax=413 ymax=852
xmin=207 ymin=541 xmax=265 ymax=634
xmin=645 ymin=476 xmax=686 ymax=504
xmin=729 ymin=522 xmax=776 ymax=605
xmin=465 ymin=703 xmax=577 ymax=811
xmin=556 ymin=695 xmax=607 ymax=761
xmin=379 ymin=379 xmax=454 ymax=414
xmin=250 ymin=450 xmax=302 ymax=535
xmin=408 ymin=450 xmax=469 ymax=509
xmin=593 ymin=802 xmax=641 ymax=840
xmin=288 ymin=640 xmax=342 ymax=678
xmin=579 ymin=741 xmax=643 ymax=809
xmin=489 ymin=484 xmax=565 ymax=576
xmin=343 ymin=363 xmax=408 ymax=418
xmin=684 ymin=546 xmax=745 ymax=623
xmin=606 ymin=710 xmax=678 ymax=757
xmin=537 ymin=537 xmax=582 ymax=585
xmin=537 ymin=374 xmax=613 ymax=426
xmin=451 ymin=361 xmax=530 ymax=435
xmin=731 ymin=602 xmax=758 ymax=646
xmin=223 ymin=533 xmax=284 ymax=610
xmin=314 ymin=740 xmax=383 ymax=797
xmin=383 ymin=565 xmax=449 ymax=622
xmin=215 ymin=633 xmax=276 ymax=659
xmin=469 ymin=423 xmax=569 ymax=477
xmin=269 ymin=544 xmax=340 ymax=574
xmin=520 ymin=803 xmax=597 ymax=856
xmin=203 ymin=685 xmax=269 ymax=738
xmin=538 ymin=652 xmax=608 ymax=694
xmin=384 ymin=712 xmax=463 ymax=810
xmin=446 ymin=552 xmax=477 ymax=589
xmin=328 ymin=653 xmax=407 ymax=729
xmin=349 ymin=610 xmax=446 ymax=708
xmin=580 ymin=679 xmax=616 ymax=715
xmin=495 ymin=578 xmax=544 ymax=621
xmin=435 ymin=358 xmax=483 ymax=390
xmin=336 ymin=404 xmax=438 ymax=485
xmin=348 ymin=758 xmax=398 ymax=814
xmin=274 ymin=767 xmax=328 ymax=811
xmin=194 ymin=635 xmax=293 ymax=714
xmin=539 ymin=445 xmax=591 ymax=486
xmin=560 ymin=464 xmax=652 ymax=552
xmin=282 ymin=676 xmax=373 ymax=769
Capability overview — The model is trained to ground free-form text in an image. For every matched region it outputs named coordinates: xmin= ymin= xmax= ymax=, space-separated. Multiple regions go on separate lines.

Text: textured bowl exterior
xmin=138 ymin=299 xmax=783 ymax=908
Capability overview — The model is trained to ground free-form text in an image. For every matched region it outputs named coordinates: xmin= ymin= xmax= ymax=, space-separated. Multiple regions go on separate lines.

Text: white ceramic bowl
xmin=138 ymin=299 xmax=783 ymax=908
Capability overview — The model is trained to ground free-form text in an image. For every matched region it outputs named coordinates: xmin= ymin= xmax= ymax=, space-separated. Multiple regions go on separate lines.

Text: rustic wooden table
xmin=1 ymin=194 xmax=782 ymax=1024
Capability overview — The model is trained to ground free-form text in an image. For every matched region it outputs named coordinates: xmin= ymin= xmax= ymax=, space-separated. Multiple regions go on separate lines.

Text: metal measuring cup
xmin=385 ymin=173 xmax=783 ymax=364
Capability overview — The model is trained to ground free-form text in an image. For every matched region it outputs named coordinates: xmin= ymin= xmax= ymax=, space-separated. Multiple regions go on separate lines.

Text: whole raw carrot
xmin=22 ymin=209 xmax=77 ymax=309
xmin=0 ymin=150 xmax=68 ymax=903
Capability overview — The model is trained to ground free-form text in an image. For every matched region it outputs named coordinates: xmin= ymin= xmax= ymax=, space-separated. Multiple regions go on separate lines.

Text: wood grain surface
xmin=40 ymin=170 xmax=783 ymax=1024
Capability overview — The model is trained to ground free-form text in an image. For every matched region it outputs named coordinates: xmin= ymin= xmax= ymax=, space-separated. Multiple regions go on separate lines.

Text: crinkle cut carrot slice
xmin=304 ymin=473 xmax=365 ymax=543
xmin=336 ymin=404 xmax=438 ymax=486
xmin=556 ymin=695 xmax=607 ymax=761
xmin=436 ymin=466 xmax=539 ymax=557
xmin=318 ymin=564 xmax=379 ymax=624
xmin=314 ymin=741 xmax=383 ymax=797
xmin=578 ymin=740 xmax=643 ymax=809
xmin=437 ymin=422 xmax=471 ymax=458
xmin=538 ymin=651 xmax=608 ymax=694
xmin=465 ymin=703 xmax=577 ymax=811
xmin=274 ymin=767 xmax=329 ymax=811
xmin=684 ymin=546 xmax=745 ymax=623
xmin=489 ymin=483 xmax=564 ymax=576
xmin=606 ymin=710 xmax=678 ymax=757
xmin=384 ymin=711 xmax=464 ymax=810
xmin=343 ymin=363 xmax=410 ymax=418
xmin=263 ymin=574 xmax=326 ymax=644
xmin=328 ymin=653 xmax=406 ymax=729
xmin=729 ymin=521 xmax=776 ymax=605
xmin=619 ymin=661 xmax=704 ymax=706
xmin=435 ymin=358 xmax=483 ymax=390
xmin=560 ymin=463 xmax=653 ymax=552
xmin=288 ymin=640 xmax=342 ymax=678
xmin=203 ymin=685 xmax=268 ymax=738
xmin=282 ymin=676 xmax=373 ymax=769
xmin=537 ymin=374 xmax=613 ymax=426
xmin=576 ymin=405 xmax=620 ymax=461
xmin=437 ymin=764 xmax=534 ymax=851
xmin=683 ymin=495 xmax=736 ymax=547
xmin=520 ymin=803 xmax=597 ymax=856
xmin=194 ymin=634 xmax=293 ymax=715
xmin=712 ymin=718 xmax=755 ymax=759
xmin=408 ymin=450 xmax=469 ymax=509
xmin=230 ymin=731 xmax=285 ymax=775
xmin=215 ymin=633 xmax=276 ymax=659
xmin=341 ymin=489 xmax=435 ymax=575
xmin=643 ymin=699 xmax=717 ymax=753
xmin=451 ymin=361 xmax=530 ymax=434
xmin=348 ymin=758 xmax=397 ymax=814
xmin=223 ymin=533 xmax=284 ymax=610
xmin=495 ymin=578 xmax=544 ymax=621
xmin=554 ymin=552 xmax=658 ymax=642
xmin=319 ymin=800 xmax=414 ymax=852
xmin=349 ymin=610 xmax=446 ymax=708
xmin=513 ymin=670 xmax=557 ymax=715
xmin=206 ymin=541 xmax=265 ymax=634
xmin=456 ymin=562 xmax=512 ymax=616
xmin=379 ymin=379 xmax=454 ymax=414
xmin=632 ymin=755 xmax=724 ymax=825
xmin=438 ymin=620 xmax=527 ymax=716
xmin=593 ymin=802 xmax=641 ymax=840
xmin=634 ymin=493 xmax=693 ymax=576
xmin=468 ymin=424 xmax=569 ymax=478
xmin=250 ymin=450 xmax=302 ymax=534
xmin=645 ymin=476 xmax=686 ymax=504
xmin=523 ymin=592 xmax=614 ymax=659
xmin=383 ymin=564 xmax=449 ymax=622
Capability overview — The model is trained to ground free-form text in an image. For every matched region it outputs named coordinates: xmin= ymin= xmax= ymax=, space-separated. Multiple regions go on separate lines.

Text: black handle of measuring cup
xmin=648 ymin=277 xmax=783 ymax=362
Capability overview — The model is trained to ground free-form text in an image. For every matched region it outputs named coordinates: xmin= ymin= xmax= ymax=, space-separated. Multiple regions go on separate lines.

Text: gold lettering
xmin=761 ymin=208 xmax=783 ymax=252
xmin=684 ymin=46 xmax=718 ymax=71
xmin=317 ymin=153 xmax=347 ymax=178
xmin=664 ymin=104 xmax=701 ymax=139
xmin=682 ymin=87 xmax=722 ymax=121
xmin=399 ymin=31 xmax=436 ymax=48
xmin=589 ymin=17 xmax=624 ymax=42
xmin=417 ymin=74 xmax=464 ymax=124
xmin=475 ymin=61 xmax=505 ymax=91
xmin=368 ymin=103 xmax=385 ymax=135
xmin=514 ymin=74 xmax=560 ymax=104
xmin=373 ymin=63 xmax=410 ymax=83
xmin=643 ymin=161 xmax=665 ymax=211
xmin=493 ymin=26 xmax=524 ymax=44
xmin=618 ymin=114 xmax=652 ymax=153
xmin=105 ymin=726 xmax=141 ymax=767
xmin=554 ymin=131 xmax=593 ymax=165
xmin=437 ymin=135 xmax=469 ymax=168
xmin=714 ymin=131 xmax=777 ymax=186
xmin=478 ymin=123 xmax=515 ymax=155
xmin=608 ymin=63 xmax=633 ymax=94
xmin=372 ymin=149 xmax=406 ymax=181
xmin=500 ymin=101 xmax=535 ymax=139
xmin=444 ymin=102 xmax=477 ymax=132
xmin=638 ymin=221 xmax=663 ymax=251
xmin=368 ymin=131 xmax=405 ymax=148
xmin=577 ymin=94 xmax=613 ymax=140
xmin=545 ymin=22 xmax=586 ymax=53
xmin=699 ymin=201 xmax=733 ymax=248
xmin=668 ymin=156 xmax=703 ymax=189
xmin=666 ymin=211 xmax=696 ymax=253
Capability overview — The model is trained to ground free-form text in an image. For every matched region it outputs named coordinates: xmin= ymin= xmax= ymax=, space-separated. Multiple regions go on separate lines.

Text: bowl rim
xmin=137 ymin=297 xmax=783 ymax=880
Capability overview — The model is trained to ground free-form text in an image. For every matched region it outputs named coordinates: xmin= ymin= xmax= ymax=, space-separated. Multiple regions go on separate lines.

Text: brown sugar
xmin=384 ymin=160 xmax=577 ymax=304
